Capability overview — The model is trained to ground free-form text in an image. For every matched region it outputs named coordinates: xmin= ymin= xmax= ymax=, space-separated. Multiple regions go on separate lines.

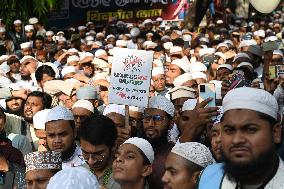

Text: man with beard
xmin=5 ymin=97 xmax=24 ymax=116
xmin=165 ymin=59 xmax=189 ymax=89
xmin=80 ymin=115 xmax=120 ymax=189
xmin=23 ymin=91 xmax=52 ymax=150
xmin=6 ymin=56 xmax=21 ymax=83
xmin=151 ymin=67 xmax=168 ymax=96
xmin=142 ymin=96 xmax=175 ymax=189
xmin=45 ymin=106 xmax=86 ymax=169
xmin=198 ymin=87 xmax=284 ymax=188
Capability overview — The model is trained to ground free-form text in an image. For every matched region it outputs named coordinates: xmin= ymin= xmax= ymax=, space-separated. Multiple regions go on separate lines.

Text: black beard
xmin=24 ymin=116 xmax=33 ymax=123
xmin=222 ymin=145 xmax=278 ymax=184
xmin=6 ymin=106 xmax=24 ymax=117
xmin=21 ymin=75 xmax=31 ymax=81
xmin=141 ymin=129 xmax=168 ymax=148
xmin=166 ymin=83 xmax=174 ymax=88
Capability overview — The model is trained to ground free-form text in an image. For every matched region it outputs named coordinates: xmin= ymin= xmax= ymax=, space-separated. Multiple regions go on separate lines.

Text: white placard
xmin=109 ymin=48 xmax=153 ymax=107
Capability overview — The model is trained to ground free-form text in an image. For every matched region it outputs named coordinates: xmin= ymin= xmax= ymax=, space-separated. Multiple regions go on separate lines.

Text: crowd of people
xmin=1 ymin=5 xmax=284 ymax=189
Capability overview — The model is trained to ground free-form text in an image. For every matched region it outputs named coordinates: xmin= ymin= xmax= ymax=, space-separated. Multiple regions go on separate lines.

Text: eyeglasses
xmin=143 ymin=114 xmax=166 ymax=122
xmin=81 ymin=149 xmax=105 ymax=164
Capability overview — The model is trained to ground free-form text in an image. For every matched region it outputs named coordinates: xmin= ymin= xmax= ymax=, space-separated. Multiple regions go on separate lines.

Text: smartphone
xmin=276 ymin=65 xmax=284 ymax=79
xmin=263 ymin=40 xmax=283 ymax=52
xmin=0 ymin=172 xmax=5 ymax=185
xmin=269 ymin=66 xmax=276 ymax=79
xmin=198 ymin=83 xmax=216 ymax=107
xmin=184 ymin=41 xmax=190 ymax=49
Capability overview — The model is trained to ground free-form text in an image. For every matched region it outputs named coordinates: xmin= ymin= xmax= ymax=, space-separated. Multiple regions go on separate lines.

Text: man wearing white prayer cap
xmin=76 ymin=85 xmax=100 ymax=109
xmin=45 ymin=106 xmax=86 ymax=169
xmin=166 ymin=59 xmax=189 ymax=87
xmin=61 ymin=66 xmax=76 ymax=80
xmin=25 ymin=151 xmax=62 ymax=189
xmin=142 ymin=95 xmax=175 ymax=189
xmin=152 ymin=67 xmax=168 ymax=96
xmin=162 ymin=142 xmax=214 ymax=189
xmin=216 ymin=43 xmax=229 ymax=53
xmin=47 ymin=167 xmax=99 ymax=189
xmin=198 ymin=87 xmax=284 ymax=188
xmin=113 ymin=137 xmax=154 ymax=189
xmin=173 ymin=73 xmax=198 ymax=89
xmin=270 ymin=50 xmax=284 ymax=65
xmin=169 ymin=46 xmax=183 ymax=60
xmin=20 ymin=42 xmax=33 ymax=56
xmin=191 ymin=72 xmax=207 ymax=84
xmin=66 ymin=55 xmax=80 ymax=70
xmin=24 ymin=24 xmax=35 ymax=44
xmin=216 ymin=64 xmax=233 ymax=81
xmin=116 ymin=40 xmax=127 ymax=48
xmin=190 ymin=62 xmax=207 ymax=73
xmin=72 ymin=99 xmax=95 ymax=128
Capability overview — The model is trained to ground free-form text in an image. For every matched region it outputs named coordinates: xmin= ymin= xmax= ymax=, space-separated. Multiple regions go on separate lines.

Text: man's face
xmin=221 ymin=109 xmax=280 ymax=171
xmin=14 ymin=24 xmax=22 ymax=33
xmin=166 ymin=64 xmax=181 ymax=85
xmin=178 ymin=110 xmax=195 ymax=134
xmin=173 ymin=97 xmax=191 ymax=123
xmin=25 ymin=31 xmax=34 ymax=39
xmin=20 ymin=64 xmax=31 ymax=78
xmin=46 ymin=120 xmax=75 ymax=156
xmin=270 ymin=54 xmax=283 ymax=66
xmin=143 ymin=108 xmax=171 ymax=140
xmin=24 ymin=96 xmax=43 ymax=123
xmin=107 ymin=38 xmax=116 ymax=46
xmin=152 ymin=74 xmax=166 ymax=92
xmin=211 ymin=123 xmax=222 ymax=162
xmin=39 ymin=73 xmax=54 ymax=89
xmin=80 ymin=139 xmax=111 ymax=172
xmin=22 ymin=48 xmax=32 ymax=56
xmin=35 ymin=40 xmax=44 ymax=50
xmin=9 ymin=61 xmax=21 ymax=73
xmin=72 ymin=107 xmax=92 ymax=128
xmin=162 ymin=153 xmax=196 ymax=189
xmin=0 ymin=32 xmax=5 ymax=40
xmin=216 ymin=68 xmax=231 ymax=81
xmin=57 ymin=41 xmax=66 ymax=50
xmin=7 ymin=98 xmax=24 ymax=113
xmin=25 ymin=169 xmax=56 ymax=189
xmin=0 ymin=110 xmax=6 ymax=132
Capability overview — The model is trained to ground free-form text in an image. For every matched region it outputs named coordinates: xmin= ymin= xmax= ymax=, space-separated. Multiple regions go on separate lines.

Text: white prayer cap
xmin=216 ymin=43 xmax=229 ymax=50
xmin=273 ymin=50 xmax=283 ymax=58
xmin=253 ymin=30 xmax=265 ymax=38
xmin=24 ymin=25 xmax=34 ymax=31
xmin=20 ymin=42 xmax=32 ymax=49
xmin=143 ymin=19 xmax=153 ymax=25
xmin=24 ymin=151 xmax=62 ymax=173
xmin=173 ymin=73 xmax=192 ymax=87
xmin=126 ymin=23 xmax=133 ymax=28
xmin=223 ymin=87 xmax=278 ymax=120
xmin=46 ymin=31 xmax=54 ymax=36
xmin=168 ymin=86 xmax=196 ymax=100
xmin=116 ymin=40 xmax=127 ymax=47
xmin=123 ymin=137 xmax=154 ymax=164
xmin=148 ymin=96 xmax=175 ymax=117
xmin=103 ymin=104 xmax=125 ymax=116
xmin=191 ymin=71 xmax=207 ymax=81
xmin=199 ymin=48 xmax=216 ymax=57
xmin=129 ymin=106 xmax=144 ymax=113
xmin=0 ymin=27 xmax=5 ymax=33
xmin=183 ymin=34 xmax=192 ymax=42
xmin=161 ymin=35 xmax=171 ymax=42
xmin=264 ymin=36 xmax=278 ymax=43
xmin=152 ymin=67 xmax=164 ymax=77
xmin=78 ymin=26 xmax=87 ymax=31
xmin=67 ymin=55 xmax=79 ymax=63
xmin=217 ymin=64 xmax=233 ymax=71
xmin=156 ymin=17 xmax=163 ymax=22
xmin=232 ymin=53 xmax=251 ymax=62
xmin=153 ymin=59 xmax=163 ymax=67
xmin=163 ymin=42 xmax=173 ymax=50
xmin=45 ymin=106 xmax=74 ymax=123
xmin=106 ymin=34 xmax=116 ymax=40
xmin=92 ymin=58 xmax=109 ymax=68
xmin=171 ymin=142 xmax=215 ymax=168
xmin=200 ymin=37 xmax=209 ymax=43
xmin=94 ymin=49 xmax=107 ymax=58
xmin=215 ymin=52 xmax=226 ymax=62
xmin=87 ymin=41 xmax=94 ymax=46
xmin=238 ymin=39 xmax=257 ymax=48
xmin=173 ymin=30 xmax=182 ymax=36
xmin=170 ymin=46 xmax=182 ymax=54
xmin=72 ymin=100 xmax=94 ymax=113
xmin=85 ymin=36 xmax=94 ymax=41
xmin=79 ymin=52 xmax=94 ymax=60
xmin=223 ymin=40 xmax=234 ymax=46
xmin=171 ymin=59 xmax=190 ymax=73
xmin=0 ymin=62 xmax=10 ymax=75
xmin=46 ymin=167 xmax=99 ymax=189
xmin=237 ymin=62 xmax=254 ymax=70
xmin=33 ymin=109 xmax=51 ymax=130
xmin=86 ymin=21 xmax=94 ymax=26
xmin=96 ymin=32 xmax=105 ymax=38
xmin=13 ymin=20 xmax=22 ymax=25
xmin=57 ymin=36 xmax=66 ymax=42
xmin=61 ymin=66 xmax=76 ymax=77
xmin=20 ymin=55 xmax=37 ymax=64
xmin=28 ymin=17 xmax=39 ymax=24
xmin=143 ymin=41 xmax=157 ymax=49
xmin=216 ymin=20 xmax=223 ymax=24
xmin=67 ymin=48 xmax=79 ymax=53
xmin=146 ymin=32 xmax=154 ymax=37
xmin=190 ymin=62 xmax=207 ymax=73
xmin=77 ymin=86 xmax=98 ymax=100
xmin=92 ymin=72 xmax=107 ymax=81
xmin=182 ymin=99 xmax=197 ymax=111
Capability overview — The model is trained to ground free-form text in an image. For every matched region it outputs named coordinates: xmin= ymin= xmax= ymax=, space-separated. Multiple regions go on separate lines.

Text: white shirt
xmin=62 ymin=145 xmax=86 ymax=169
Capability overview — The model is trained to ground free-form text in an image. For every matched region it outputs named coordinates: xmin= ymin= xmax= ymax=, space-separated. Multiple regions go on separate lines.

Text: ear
xmin=142 ymin=165 xmax=153 ymax=177
xmin=192 ymin=171 xmax=201 ymax=185
xmin=272 ymin=123 xmax=281 ymax=144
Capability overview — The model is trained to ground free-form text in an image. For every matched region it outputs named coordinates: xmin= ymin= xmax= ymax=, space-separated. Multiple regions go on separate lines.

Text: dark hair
xmin=137 ymin=148 xmax=151 ymax=165
xmin=172 ymin=38 xmax=184 ymax=47
xmin=7 ymin=57 xmax=20 ymax=65
xmin=35 ymin=65 xmax=56 ymax=82
xmin=80 ymin=115 xmax=117 ymax=148
xmin=154 ymin=45 xmax=165 ymax=52
xmin=256 ymin=112 xmax=278 ymax=127
xmin=34 ymin=35 xmax=44 ymax=42
xmin=26 ymin=91 xmax=52 ymax=109
xmin=185 ymin=160 xmax=203 ymax=175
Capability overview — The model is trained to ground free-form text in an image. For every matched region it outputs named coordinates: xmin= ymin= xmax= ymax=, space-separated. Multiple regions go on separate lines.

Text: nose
xmin=54 ymin=136 xmax=62 ymax=144
xmin=231 ymin=131 xmax=246 ymax=145
xmin=161 ymin=172 xmax=169 ymax=184
xmin=87 ymin=155 xmax=95 ymax=165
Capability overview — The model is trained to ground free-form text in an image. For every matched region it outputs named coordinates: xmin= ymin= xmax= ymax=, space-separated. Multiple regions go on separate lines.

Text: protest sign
xmin=109 ymin=48 xmax=153 ymax=107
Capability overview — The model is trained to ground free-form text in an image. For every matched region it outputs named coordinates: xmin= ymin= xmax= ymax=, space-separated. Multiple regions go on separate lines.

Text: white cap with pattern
xmin=103 ymin=104 xmax=125 ymax=116
xmin=45 ymin=106 xmax=74 ymax=123
xmin=72 ymin=99 xmax=94 ymax=113
xmin=182 ymin=99 xmax=197 ymax=111
xmin=148 ymin=96 xmax=175 ymax=117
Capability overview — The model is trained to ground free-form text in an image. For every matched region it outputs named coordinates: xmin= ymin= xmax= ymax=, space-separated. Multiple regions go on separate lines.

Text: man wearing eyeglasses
xmin=80 ymin=115 xmax=121 ymax=189
xmin=142 ymin=96 xmax=175 ymax=189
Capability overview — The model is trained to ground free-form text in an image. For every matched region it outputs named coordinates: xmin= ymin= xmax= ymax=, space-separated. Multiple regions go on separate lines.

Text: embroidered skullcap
xmin=163 ymin=42 xmax=173 ymax=50
xmin=215 ymin=52 xmax=226 ymax=62
xmin=273 ymin=50 xmax=283 ymax=58
xmin=116 ymin=40 xmax=127 ymax=47
xmin=170 ymin=46 xmax=183 ymax=54
xmin=72 ymin=100 xmax=94 ymax=113
xmin=253 ymin=30 xmax=265 ymax=38
xmin=47 ymin=167 xmax=99 ymax=189
xmin=24 ymin=25 xmax=34 ymax=31
xmin=46 ymin=31 xmax=54 ymax=36
xmin=123 ymin=137 xmax=154 ymax=164
xmin=61 ymin=66 xmax=76 ymax=77
xmin=77 ymin=86 xmax=98 ymax=100
xmin=20 ymin=42 xmax=32 ymax=49
xmin=182 ymin=99 xmax=197 ymax=111
xmin=168 ymin=86 xmax=196 ymax=100
xmin=216 ymin=43 xmax=229 ymax=50
xmin=223 ymin=87 xmax=278 ymax=120
xmin=29 ymin=17 xmax=39 ymax=24
xmin=217 ymin=64 xmax=233 ymax=71
xmin=213 ymin=106 xmax=224 ymax=125
xmin=232 ymin=53 xmax=251 ymax=62
xmin=129 ymin=106 xmax=144 ymax=113
xmin=103 ymin=104 xmax=125 ymax=116
xmin=13 ymin=20 xmax=22 ymax=25
xmin=0 ymin=27 xmax=5 ymax=33
xmin=24 ymin=151 xmax=62 ymax=173
xmin=152 ymin=67 xmax=164 ymax=77
xmin=173 ymin=73 xmax=193 ymax=87
xmin=171 ymin=142 xmax=215 ymax=168
xmin=33 ymin=109 xmax=51 ymax=130
xmin=148 ymin=96 xmax=175 ymax=117
xmin=192 ymin=72 xmax=207 ymax=81
xmin=45 ymin=106 xmax=74 ymax=123
xmin=67 ymin=55 xmax=79 ymax=64
xmin=171 ymin=59 xmax=190 ymax=73
xmin=190 ymin=62 xmax=207 ymax=73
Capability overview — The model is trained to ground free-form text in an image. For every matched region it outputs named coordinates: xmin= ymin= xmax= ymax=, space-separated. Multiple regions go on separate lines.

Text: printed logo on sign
xmin=123 ymin=55 xmax=144 ymax=72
